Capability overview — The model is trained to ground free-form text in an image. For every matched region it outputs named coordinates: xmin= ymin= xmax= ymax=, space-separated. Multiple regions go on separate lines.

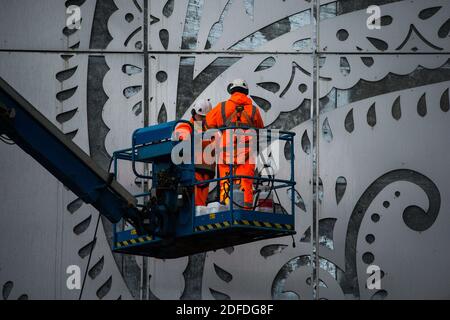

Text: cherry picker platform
xmin=112 ymin=122 xmax=296 ymax=258
xmin=0 ymin=76 xmax=296 ymax=259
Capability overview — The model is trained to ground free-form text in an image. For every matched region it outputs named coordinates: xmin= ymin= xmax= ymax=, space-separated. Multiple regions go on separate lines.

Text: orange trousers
xmin=195 ymin=171 xmax=212 ymax=206
xmin=218 ymin=163 xmax=255 ymax=209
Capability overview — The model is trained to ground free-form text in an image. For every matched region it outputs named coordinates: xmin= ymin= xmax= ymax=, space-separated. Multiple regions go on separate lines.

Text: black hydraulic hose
xmin=78 ymin=213 xmax=101 ymax=300
xmin=78 ymin=156 xmax=114 ymax=300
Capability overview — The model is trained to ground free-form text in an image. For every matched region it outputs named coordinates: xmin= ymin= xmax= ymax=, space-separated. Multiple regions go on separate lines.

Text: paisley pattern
xmin=0 ymin=0 xmax=449 ymax=299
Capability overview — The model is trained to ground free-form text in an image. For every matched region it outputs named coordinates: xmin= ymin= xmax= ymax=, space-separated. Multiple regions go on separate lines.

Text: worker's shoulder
xmin=175 ymin=120 xmax=193 ymax=131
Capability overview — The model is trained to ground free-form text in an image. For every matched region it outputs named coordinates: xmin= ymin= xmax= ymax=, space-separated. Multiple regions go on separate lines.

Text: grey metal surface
xmin=0 ymin=0 xmax=97 ymax=51
xmin=316 ymin=78 xmax=450 ymax=299
xmin=147 ymin=0 xmax=313 ymax=52
xmin=319 ymin=0 xmax=450 ymax=53
xmin=1 ymin=0 xmax=449 ymax=300
xmin=0 ymin=52 xmax=133 ymax=300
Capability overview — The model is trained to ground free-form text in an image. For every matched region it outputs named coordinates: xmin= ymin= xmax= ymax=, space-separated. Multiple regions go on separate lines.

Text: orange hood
xmin=229 ymin=92 xmax=252 ymax=106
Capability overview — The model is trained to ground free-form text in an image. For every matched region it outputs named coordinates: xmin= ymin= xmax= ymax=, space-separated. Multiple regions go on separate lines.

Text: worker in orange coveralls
xmin=205 ymin=79 xmax=264 ymax=209
xmin=175 ymin=100 xmax=214 ymax=206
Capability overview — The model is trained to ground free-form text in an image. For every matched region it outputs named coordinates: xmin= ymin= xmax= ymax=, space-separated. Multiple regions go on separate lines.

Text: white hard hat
xmin=193 ymin=99 xmax=212 ymax=116
xmin=227 ymin=79 xmax=249 ymax=94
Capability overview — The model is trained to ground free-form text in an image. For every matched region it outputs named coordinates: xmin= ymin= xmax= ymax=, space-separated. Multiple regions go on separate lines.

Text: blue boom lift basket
xmin=112 ymin=121 xmax=296 ymax=259
xmin=0 ymin=76 xmax=296 ymax=259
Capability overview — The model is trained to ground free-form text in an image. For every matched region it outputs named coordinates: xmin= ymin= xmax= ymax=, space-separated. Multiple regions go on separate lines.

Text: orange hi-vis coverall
xmin=205 ymin=92 xmax=264 ymax=209
xmin=175 ymin=118 xmax=215 ymax=206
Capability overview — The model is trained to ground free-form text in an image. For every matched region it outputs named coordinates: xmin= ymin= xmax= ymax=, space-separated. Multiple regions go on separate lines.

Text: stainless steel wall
xmin=0 ymin=0 xmax=449 ymax=299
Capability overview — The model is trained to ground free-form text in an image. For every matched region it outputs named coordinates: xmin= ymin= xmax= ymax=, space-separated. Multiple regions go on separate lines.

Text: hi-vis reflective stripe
xmin=195 ymin=220 xmax=293 ymax=232
xmin=116 ymin=235 xmax=153 ymax=248
xmin=195 ymin=221 xmax=231 ymax=232
xmin=234 ymin=220 xmax=293 ymax=230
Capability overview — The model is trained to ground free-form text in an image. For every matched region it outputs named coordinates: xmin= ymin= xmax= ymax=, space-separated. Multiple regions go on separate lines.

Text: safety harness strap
xmin=220 ymin=101 xmax=227 ymax=127
xmin=221 ymin=101 xmax=256 ymax=128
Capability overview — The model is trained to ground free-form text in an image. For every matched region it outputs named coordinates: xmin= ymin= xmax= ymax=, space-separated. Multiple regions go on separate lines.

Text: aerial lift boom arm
xmin=0 ymin=77 xmax=140 ymax=225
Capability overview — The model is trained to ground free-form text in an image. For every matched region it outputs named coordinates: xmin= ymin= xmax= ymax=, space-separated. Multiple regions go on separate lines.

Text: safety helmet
xmin=227 ymin=79 xmax=249 ymax=94
xmin=192 ymin=99 xmax=212 ymax=116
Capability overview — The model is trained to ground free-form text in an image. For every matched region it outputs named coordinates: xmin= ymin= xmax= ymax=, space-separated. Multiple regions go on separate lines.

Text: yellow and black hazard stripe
xmin=116 ymin=235 xmax=153 ymax=248
xmin=195 ymin=221 xmax=232 ymax=232
xmin=234 ymin=220 xmax=293 ymax=231
xmin=195 ymin=220 xmax=293 ymax=232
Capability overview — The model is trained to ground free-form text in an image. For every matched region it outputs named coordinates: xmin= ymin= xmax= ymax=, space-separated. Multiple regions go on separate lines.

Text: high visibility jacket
xmin=174 ymin=117 xmax=215 ymax=173
xmin=174 ymin=118 xmax=195 ymax=141
xmin=206 ymin=92 xmax=264 ymax=129
xmin=206 ymin=92 xmax=264 ymax=164
xmin=174 ymin=118 xmax=214 ymax=206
